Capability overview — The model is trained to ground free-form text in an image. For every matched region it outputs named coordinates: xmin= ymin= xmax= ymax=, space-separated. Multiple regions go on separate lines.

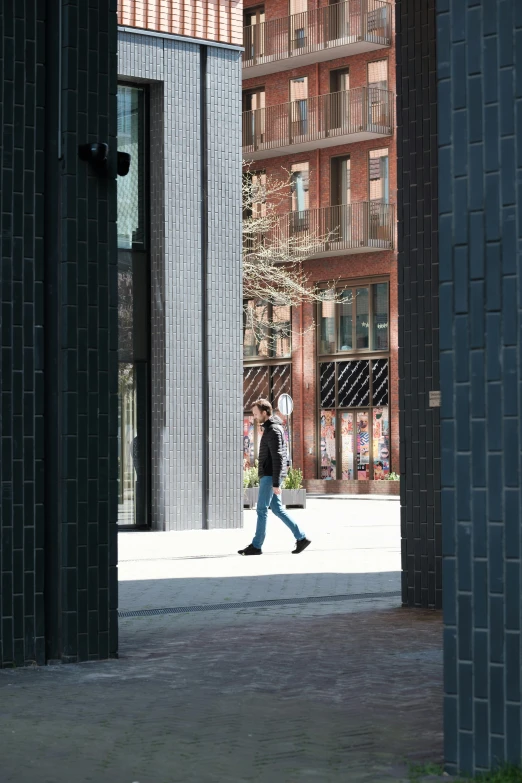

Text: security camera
xmin=117 ymin=152 xmax=131 ymax=177
xmin=78 ymin=142 xmax=109 ymax=166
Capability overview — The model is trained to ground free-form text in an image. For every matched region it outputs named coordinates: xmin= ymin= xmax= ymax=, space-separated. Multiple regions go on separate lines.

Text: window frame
xmin=316 ymin=276 xmax=390 ymax=358
xmin=243 ymin=299 xmax=293 ymax=361
xmin=368 ymin=147 xmax=390 ymax=204
xmin=367 ymin=57 xmax=389 ymax=89
xmin=117 ymin=81 xmax=149 ymax=253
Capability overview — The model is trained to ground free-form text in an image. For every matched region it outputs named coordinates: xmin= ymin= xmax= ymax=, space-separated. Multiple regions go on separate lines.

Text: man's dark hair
xmin=253 ymin=398 xmax=272 ymax=416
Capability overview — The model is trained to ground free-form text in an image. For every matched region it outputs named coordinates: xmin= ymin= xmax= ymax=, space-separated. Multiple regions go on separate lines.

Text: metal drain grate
xmin=118 ymin=590 xmax=402 ymax=618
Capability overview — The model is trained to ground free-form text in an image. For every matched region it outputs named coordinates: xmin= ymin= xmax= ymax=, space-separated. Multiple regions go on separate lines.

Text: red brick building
xmin=242 ymin=0 xmax=398 ymax=494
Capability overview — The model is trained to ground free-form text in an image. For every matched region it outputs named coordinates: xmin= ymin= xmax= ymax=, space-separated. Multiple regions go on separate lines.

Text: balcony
xmin=243 ymin=0 xmax=391 ymax=78
xmin=245 ymin=202 xmax=395 ymax=258
xmin=243 ymin=87 xmax=394 ymax=160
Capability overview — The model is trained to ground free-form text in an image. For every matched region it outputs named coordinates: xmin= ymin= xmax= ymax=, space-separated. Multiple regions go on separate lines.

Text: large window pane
xmin=319 ymin=362 xmax=336 ymax=407
xmin=372 ymin=407 xmax=390 ymax=479
xmin=117 ymin=86 xmax=145 ymax=249
xmin=117 ymin=84 xmax=148 ymax=527
xmin=369 ymin=148 xmax=389 ymax=203
xmin=355 ymin=287 xmax=369 ymax=349
xmin=272 ymin=303 xmax=291 ymax=357
xmin=319 ymin=291 xmax=336 ymax=354
xmin=340 ymin=412 xmax=354 ymax=479
xmin=338 ymin=289 xmax=353 ymax=350
xmin=372 ymin=282 xmax=389 ymax=350
xmin=320 ymin=410 xmax=336 ymax=479
xmin=356 ymin=411 xmax=370 ymax=479
xmin=243 ymin=366 xmax=270 ymax=411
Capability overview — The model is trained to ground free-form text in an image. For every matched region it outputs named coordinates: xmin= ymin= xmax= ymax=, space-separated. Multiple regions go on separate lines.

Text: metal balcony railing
xmin=244 ymin=202 xmax=395 ymax=256
xmin=242 ymin=87 xmax=394 ymax=154
xmin=243 ymin=0 xmax=391 ymax=70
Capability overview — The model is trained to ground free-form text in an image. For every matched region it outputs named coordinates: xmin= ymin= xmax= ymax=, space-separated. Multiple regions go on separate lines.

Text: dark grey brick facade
xmin=1 ymin=2 xmax=47 ymax=667
xmin=0 ymin=1 xmax=118 ymax=667
xmin=396 ymin=0 xmax=442 ymax=610
xmin=437 ymin=0 xmax=522 ymax=774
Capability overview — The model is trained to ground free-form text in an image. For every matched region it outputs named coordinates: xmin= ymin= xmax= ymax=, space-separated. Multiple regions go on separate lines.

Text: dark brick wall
xmin=0 ymin=3 xmax=46 ymax=666
xmin=396 ymin=0 xmax=442 ymax=610
xmin=0 ymin=1 xmax=118 ymax=667
xmin=438 ymin=0 xmax=522 ymax=774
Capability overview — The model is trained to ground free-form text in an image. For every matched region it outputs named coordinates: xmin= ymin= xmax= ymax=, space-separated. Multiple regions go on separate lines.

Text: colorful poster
xmin=357 ymin=411 xmax=370 ymax=479
xmin=243 ymin=416 xmax=255 ymax=469
xmin=372 ymin=406 xmax=390 ymax=479
xmin=341 ymin=412 xmax=354 ymax=479
xmin=320 ymin=410 xmax=336 ymax=479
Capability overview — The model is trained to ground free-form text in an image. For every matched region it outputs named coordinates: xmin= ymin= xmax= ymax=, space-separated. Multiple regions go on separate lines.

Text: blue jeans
xmin=252 ymin=476 xmax=306 ymax=550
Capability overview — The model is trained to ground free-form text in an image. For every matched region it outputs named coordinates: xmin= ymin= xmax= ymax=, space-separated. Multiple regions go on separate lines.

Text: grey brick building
xmin=116 ymin=30 xmax=242 ymax=532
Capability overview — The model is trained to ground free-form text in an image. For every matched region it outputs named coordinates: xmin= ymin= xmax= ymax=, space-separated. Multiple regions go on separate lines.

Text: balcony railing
xmin=245 ymin=202 xmax=395 ymax=257
xmin=243 ymin=87 xmax=393 ymax=156
xmin=243 ymin=0 xmax=391 ymax=74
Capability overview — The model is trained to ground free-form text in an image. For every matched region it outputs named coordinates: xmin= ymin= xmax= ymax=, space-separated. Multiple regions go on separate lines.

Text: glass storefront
xmin=117 ymin=84 xmax=149 ymax=526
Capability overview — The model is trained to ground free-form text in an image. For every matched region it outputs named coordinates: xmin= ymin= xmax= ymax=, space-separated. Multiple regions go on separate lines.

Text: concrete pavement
xmin=1 ymin=497 xmax=446 ymax=783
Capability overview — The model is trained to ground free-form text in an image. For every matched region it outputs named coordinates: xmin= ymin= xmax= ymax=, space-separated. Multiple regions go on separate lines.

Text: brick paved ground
xmin=0 ymin=499 xmax=446 ymax=783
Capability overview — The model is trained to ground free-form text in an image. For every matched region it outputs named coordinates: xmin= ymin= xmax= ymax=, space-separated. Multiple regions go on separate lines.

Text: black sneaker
xmin=238 ymin=544 xmax=262 ymax=556
xmin=292 ymin=538 xmax=311 ymax=555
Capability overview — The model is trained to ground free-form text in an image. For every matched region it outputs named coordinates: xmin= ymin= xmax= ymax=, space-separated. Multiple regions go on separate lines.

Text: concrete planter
xmin=243 ymin=487 xmax=259 ymax=508
xmin=282 ymin=489 xmax=307 ymax=508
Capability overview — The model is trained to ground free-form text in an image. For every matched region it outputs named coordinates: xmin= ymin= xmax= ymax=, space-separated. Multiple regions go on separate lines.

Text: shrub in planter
xmin=282 ymin=467 xmax=306 ymax=508
xmin=385 ymin=472 xmax=400 ymax=481
xmin=243 ymin=464 xmax=259 ymax=508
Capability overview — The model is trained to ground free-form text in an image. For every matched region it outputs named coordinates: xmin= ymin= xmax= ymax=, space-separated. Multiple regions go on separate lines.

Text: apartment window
xmin=244 ymin=299 xmax=292 ymax=359
xmin=330 ymin=67 xmax=350 ymax=93
xmin=243 ymin=170 xmax=267 ymax=220
xmin=369 ymin=148 xmax=389 ymax=203
xmin=244 ymin=7 xmax=265 ymax=60
xmin=290 ymin=77 xmax=308 ymax=137
xmin=290 ymin=162 xmax=309 ymax=231
xmin=289 ymin=0 xmax=307 ymax=49
xmin=368 ymin=59 xmax=388 ymax=90
xmin=318 ymin=281 xmax=389 ymax=355
xmin=331 ymin=156 xmax=350 ymax=205
xmin=243 ymin=88 xmax=265 ymax=148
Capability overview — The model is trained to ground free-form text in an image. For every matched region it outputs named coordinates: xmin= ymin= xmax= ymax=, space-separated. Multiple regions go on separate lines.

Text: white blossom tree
xmin=242 ymin=165 xmax=345 ymax=353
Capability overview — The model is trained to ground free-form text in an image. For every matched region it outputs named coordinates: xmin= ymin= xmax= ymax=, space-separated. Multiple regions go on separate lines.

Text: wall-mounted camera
xmin=78 ymin=143 xmax=132 ymax=177
xmin=78 ymin=142 xmax=109 ymax=174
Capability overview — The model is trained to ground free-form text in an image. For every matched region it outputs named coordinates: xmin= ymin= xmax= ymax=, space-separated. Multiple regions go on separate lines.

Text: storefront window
xmin=317 ymin=359 xmax=390 ymax=480
xmin=320 ymin=410 xmax=337 ymax=479
xmin=372 ymin=407 xmax=390 ymax=478
xmin=357 ymin=411 xmax=370 ymax=479
xmin=340 ymin=412 xmax=354 ymax=479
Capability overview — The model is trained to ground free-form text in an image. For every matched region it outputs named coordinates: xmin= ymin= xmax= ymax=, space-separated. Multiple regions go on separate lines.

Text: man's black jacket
xmin=258 ymin=415 xmax=288 ymax=488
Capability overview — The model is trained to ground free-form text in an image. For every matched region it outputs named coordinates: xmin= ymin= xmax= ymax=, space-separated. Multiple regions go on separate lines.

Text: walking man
xmin=239 ymin=399 xmax=311 ymax=556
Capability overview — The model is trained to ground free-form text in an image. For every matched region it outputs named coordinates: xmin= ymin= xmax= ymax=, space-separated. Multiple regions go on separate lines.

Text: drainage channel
xmin=118 ymin=590 xmax=402 ymax=618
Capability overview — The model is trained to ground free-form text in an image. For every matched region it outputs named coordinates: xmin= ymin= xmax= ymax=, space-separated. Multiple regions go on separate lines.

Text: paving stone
xmin=0 ymin=499 xmax=443 ymax=783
